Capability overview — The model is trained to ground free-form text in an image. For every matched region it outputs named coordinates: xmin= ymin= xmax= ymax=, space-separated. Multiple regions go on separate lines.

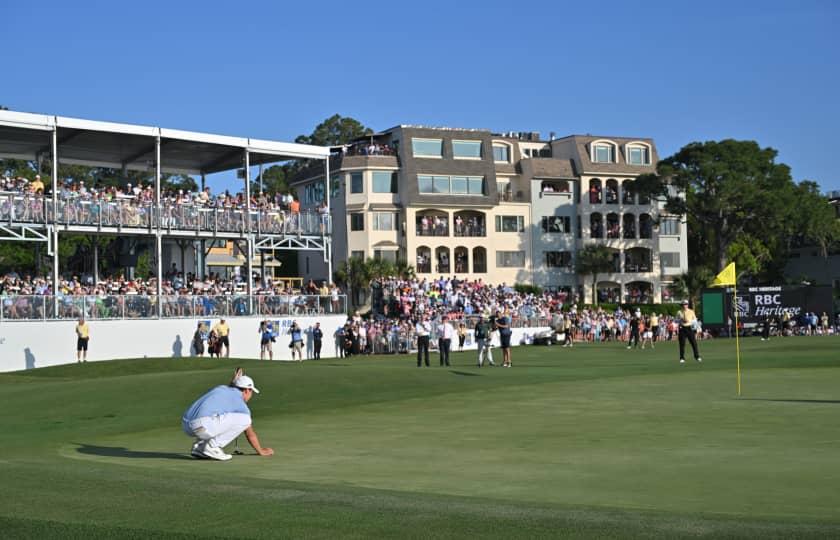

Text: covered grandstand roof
xmin=0 ymin=110 xmax=329 ymax=176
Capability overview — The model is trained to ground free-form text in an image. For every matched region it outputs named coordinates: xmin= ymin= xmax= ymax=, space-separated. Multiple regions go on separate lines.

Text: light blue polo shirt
xmin=182 ymin=385 xmax=251 ymax=423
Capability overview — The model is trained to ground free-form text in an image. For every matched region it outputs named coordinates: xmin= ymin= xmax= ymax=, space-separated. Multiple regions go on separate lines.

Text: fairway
xmin=2 ymin=337 xmax=839 ymax=539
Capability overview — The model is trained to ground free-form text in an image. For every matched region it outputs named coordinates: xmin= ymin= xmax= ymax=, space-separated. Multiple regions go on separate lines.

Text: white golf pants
xmin=477 ymin=339 xmax=493 ymax=366
xmin=183 ymin=412 xmax=251 ymax=449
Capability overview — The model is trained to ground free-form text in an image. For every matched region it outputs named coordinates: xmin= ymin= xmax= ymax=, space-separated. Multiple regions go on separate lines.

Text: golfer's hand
xmin=259 ymin=447 xmax=274 ymax=456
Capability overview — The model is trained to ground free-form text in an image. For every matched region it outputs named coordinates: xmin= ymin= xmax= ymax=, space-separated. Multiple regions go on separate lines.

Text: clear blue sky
xmin=5 ymin=1 xmax=839 ymax=193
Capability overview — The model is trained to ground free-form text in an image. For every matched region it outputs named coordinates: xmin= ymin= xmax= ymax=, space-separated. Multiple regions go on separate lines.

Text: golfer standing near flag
xmin=677 ymin=299 xmax=702 ymax=365
xmin=182 ymin=371 xmax=274 ymax=460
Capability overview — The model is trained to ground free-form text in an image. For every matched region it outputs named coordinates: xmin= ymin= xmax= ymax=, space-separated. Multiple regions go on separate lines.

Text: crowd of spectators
xmin=0 ymin=174 xmax=331 ymax=235
xmin=0 ymin=270 xmax=344 ymax=320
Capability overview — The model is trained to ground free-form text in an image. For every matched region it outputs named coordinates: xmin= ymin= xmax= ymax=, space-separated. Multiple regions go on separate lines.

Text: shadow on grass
xmin=739 ymin=398 xmax=840 ymax=405
xmin=450 ymin=370 xmax=481 ymax=377
xmin=75 ymin=443 xmax=192 ymax=460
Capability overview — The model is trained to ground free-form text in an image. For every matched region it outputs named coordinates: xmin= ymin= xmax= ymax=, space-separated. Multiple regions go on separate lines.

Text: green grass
xmin=1 ymin=337 xmax=840 ymax=538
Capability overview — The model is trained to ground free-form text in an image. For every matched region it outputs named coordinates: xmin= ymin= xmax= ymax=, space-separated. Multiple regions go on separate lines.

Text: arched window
xmin=472 ymin=247 xmax=487 ymax=273
xmin=590 ymin=140 xmax=618 ymax=163
xmin=622 ymin=180 xmax=635 ymax=205
xmin=606 ymin=213 xmax=620 ymax=239
xmin=454 ymin=246 xmax=469 ymax=273
xmin=589 ymin=179 xmax=603 ymax=204
xmin=590 ymin=212 xmax=604 ymax=239
xmin=624 ymin=142 xmax=652 ymax=165
xmin=625 ymin=247 xmax=652 ymax=273
xmin=623 ymin=213 xmax=636 ymax=239
xmin=625 ymin=281 xmax=653 ymax=304
xmin=597 ymin=281 xmax=621 ymax=304
xmin=416 ymin=210 xmax=449 ymax=237
xmin=453 ymin=210 xmax=486 ymax=237
xmin=416 ymin=246 xmax=431 ymax=274
xmin=605 ymin=179 xmax=619 ymax=204
xmin=435 ymin=246 xmax=451 ymax=273
xmin=639 ymin=214 xmax=653 ymax=238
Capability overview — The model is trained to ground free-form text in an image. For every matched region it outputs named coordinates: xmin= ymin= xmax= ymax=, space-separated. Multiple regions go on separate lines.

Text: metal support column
xmin=155 ymin=135 xmax=163 ymax=318
xmin=52 ymin=228 xmax=59 ymax=317
xmin=93 ymin=240 xmax=99 ymax=284
xmin=201 ymin=173 xmax=206 ymax=192
xmin=324 ymin=157 xmax=332 ymax=283
xmin=244 ymin=150 xmax=253 ymax=313
xmin=51 ymin=128 xmax=58 ymax=300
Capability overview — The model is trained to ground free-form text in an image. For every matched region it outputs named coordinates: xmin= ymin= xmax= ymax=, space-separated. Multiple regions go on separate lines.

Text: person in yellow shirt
xmin=30 ymin=174 xmax=45 ymax=194
xmin=213 ymin=318 xmax=231 ymax=358
xmin=677 ymin=300 xmax=702 ymax=365
xmin=76 ymin=316 xmax=90 ymax=363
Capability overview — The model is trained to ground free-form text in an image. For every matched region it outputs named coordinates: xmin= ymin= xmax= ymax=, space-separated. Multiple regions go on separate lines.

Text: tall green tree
xmin=575 ymin=244 xmax=616 ymax=305
xmin=294 ymin=114 xmax=373 ymax=147
xmin=634 ymin=140 xmax=807 ymax=280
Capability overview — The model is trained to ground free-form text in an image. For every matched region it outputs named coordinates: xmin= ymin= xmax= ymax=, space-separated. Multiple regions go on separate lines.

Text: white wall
xmin=0 ymin=315 xmax=348 ymax=373
xmin=0 ymin=318 xmax=550 ymax=373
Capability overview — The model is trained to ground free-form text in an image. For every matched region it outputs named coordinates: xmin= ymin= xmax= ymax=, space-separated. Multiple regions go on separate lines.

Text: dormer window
xmin=626 ymin=143 xmax=651 ymax=165
xmin=592 ymin=143 xmax=615 ymax=163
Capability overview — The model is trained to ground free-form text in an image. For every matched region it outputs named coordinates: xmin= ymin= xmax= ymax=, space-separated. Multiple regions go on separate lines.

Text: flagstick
xmin=734 ymin=284 xmax=742 ymax=396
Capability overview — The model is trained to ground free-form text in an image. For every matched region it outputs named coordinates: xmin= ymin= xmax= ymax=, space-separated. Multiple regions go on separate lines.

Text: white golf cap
xmin=233 ymin=375 xmax=260 ymax=393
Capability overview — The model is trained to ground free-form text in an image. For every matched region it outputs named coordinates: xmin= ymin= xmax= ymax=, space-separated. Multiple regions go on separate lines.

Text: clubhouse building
xmin=293 ymin=126 xmax=687 ymax=303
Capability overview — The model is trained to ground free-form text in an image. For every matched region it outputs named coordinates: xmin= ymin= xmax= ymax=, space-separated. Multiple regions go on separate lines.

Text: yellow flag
xmin=710 ymin=262 xmax=736 ymax=287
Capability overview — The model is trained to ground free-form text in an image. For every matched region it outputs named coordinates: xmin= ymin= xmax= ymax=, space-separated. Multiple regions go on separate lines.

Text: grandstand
xmin=0 ymin=110 xmax=348 ymax=370
xmin=0 ymin=109 xmax=334 ymax=309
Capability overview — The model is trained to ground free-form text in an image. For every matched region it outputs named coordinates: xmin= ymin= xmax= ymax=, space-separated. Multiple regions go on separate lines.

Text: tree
xmin=634 ymin=140 xmax=801 ymax=278
xmin=294 ymin=114 xmax=373 ymax=147
xmin=668 ymin=267 xmax=714 ymax=307
xmin=575 ymin=244 xmax=616 ymax=305
xmin=251 ymin=164 xmax=288 ymax=197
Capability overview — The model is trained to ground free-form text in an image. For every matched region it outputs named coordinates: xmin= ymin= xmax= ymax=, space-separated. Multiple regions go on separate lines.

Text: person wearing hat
xmin=182 ymin=375 xmax=274 ymax=460
xmin=474 ymin=315 xmax=494 ymax=367
xmin=677 ymin=300 xmax=702 ymax=364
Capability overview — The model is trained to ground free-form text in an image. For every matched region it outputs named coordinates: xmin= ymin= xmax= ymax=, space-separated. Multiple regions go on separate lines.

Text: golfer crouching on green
xmin=182 ymin=372 xmax=274 ymax=461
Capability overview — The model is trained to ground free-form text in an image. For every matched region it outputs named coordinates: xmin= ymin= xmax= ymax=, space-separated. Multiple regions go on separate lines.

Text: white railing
xmin=0 ymin=294 xmax=348 ymax=321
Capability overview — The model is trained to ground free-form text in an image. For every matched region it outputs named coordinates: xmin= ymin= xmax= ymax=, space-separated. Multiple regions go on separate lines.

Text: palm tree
xmin=669 ymin=267 xmax=714 ymax=306
xmin=575 ymin=244 xmax=616 ymax=305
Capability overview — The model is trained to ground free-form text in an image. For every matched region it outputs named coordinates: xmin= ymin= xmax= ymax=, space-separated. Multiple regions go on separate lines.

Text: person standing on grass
xmin=496 ymin=310 xmax=513 ymax=368
xmin=649 ymin=312 xmax=660 ymax=343
xmin=457 ymin=322 xmax=467 ymax=352
xmin=193 ymin=322 xmax=205 ymax=357
xmin=312 ymin=322 xmax=323 ymax=359
xmin=437 ymin=317 xmax=455 ymax=367
xmin=213 ymin=318 xmax=230 ymax=358
xmin=182 ymin=374 xmax=273 ymax=461
xmin=289 ymin=321 xmax=304 ymax=361
xmin=415 ymin=315 xmax=431 ymax=367
xmin=474 ymin=315 xmax=494 ymax=367
xmin=677 ymin=299 xmax=702 ymax=365
xmin=259 ymin=319 xmax=274 ymax=360
xmin=627 ymin=311 xmax=641 ymax=349
xmin=75 ymin=316 xmax=90 ymax=363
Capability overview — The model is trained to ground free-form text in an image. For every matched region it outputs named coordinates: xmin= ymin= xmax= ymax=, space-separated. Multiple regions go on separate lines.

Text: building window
xmin=659 ymin=217 xmax=680 ymax=235
xmin=661 ymin=252 xmax=680 ymax=268
xmin=372 ymin=171 xmax=397 ymax=193
xmin=541 ymin=216 xmax=571 ymax=233
xmin=493 ymin=144 xmax=510 ymax=162
xmin=350 ymin=250 xmax=364 ymax=260
xmin=350 ymin=213 xmax=364 ymax=231
xmin=545 ymin=251 xmax=572 ymax=269
xmin=412 ymin=138 xmax=442 ymax=157
xmin=418 ymin=175 xmax=485 ymax=195
xmin=452 ymin=140 xmax=482 ymax=159
xmin=496 ymin=250 xmax=526 ymax=268
xmin=627 ymin=145 xmax=650 ymax=165
xmin=593 ymin=144 xmax=614 ymax=163
xmin=495 ymin=215 xmax=525 ymax=232
xmin=351 ymin=172 xmax=363 ymax=194
xmin=374 ymin=249 xmax=397 ymax=263
xmin=372 ymin=212 xmax=396 ymax=231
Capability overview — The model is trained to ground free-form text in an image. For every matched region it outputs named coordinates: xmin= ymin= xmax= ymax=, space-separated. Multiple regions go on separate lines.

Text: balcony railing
xmin=0 ymin=294 xmax=348 ymax=321
xmin=0 ymin=193 xmax=331 ymax=236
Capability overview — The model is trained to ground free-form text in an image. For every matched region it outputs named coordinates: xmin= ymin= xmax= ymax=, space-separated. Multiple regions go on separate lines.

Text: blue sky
xmin=5 ymin=1 xmax=839 ymax=193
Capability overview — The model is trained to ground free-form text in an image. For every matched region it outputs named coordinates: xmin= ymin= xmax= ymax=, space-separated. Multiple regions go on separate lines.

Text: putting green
xmin=2 ymin=337 xmax=839 ymax=538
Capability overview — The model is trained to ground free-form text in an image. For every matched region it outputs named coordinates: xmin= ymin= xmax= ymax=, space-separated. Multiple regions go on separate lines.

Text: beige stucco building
xmin=293 ymin=126 xmax=688 ymax=303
